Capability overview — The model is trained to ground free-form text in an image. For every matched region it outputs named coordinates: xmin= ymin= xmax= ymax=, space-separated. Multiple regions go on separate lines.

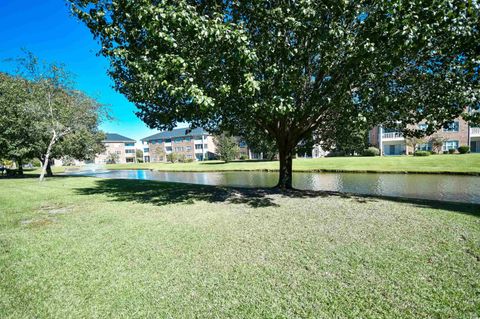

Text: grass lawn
xmin=97 ymin=153 xmax=480 ymax=174
xmin=1 ymin=177 xmax=479 ymax=318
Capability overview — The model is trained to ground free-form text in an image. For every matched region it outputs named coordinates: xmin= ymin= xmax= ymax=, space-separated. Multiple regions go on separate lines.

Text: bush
xmin=326 ymin=150 xmax=346 ymax=157
xmin=166 ymin=153 xmax=178 ymax=163
xmin=443 ymin=151 xmax=449 ymax=154
xmin=239 ymin=154 xmax=248 ymax=160
xmin=429 ymin=150 xmax=436 ymax=155
xmin=32 ymin=158 xmax=42 ymax=167
xmin=362 ymin=147 xmax=380 ymax=157
xmin=458 ymin=145 xmax=470 ymax=154
xmin=414 ymin=150 xmax=430 ymax=156
xmin=448 ymin=148 xmax=456 ymax=154
xmin=184 ymin=158 xmax=194 ymax=163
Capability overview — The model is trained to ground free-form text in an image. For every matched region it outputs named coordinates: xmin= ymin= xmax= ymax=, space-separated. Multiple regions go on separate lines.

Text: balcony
xmin=382 ymin=132 xmax=404 ymax=140
xmin=471 ymin=127 xmax=480 ymax=137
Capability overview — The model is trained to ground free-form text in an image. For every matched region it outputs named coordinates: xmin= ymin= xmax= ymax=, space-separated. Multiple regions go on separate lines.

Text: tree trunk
xmin=46 ymin=161 xmax=53 ymax=177
xmin=276 ymin=143 xmax=294 ymax=190
xmin=17 ymin=158 xmax=24 ymax=176
xmin=39 ymin=131 xmax=56 ymax=182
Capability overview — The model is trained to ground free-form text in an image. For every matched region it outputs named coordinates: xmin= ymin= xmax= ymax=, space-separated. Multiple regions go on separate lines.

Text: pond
xmin=66 ymin=169 xmax=480 ymax=204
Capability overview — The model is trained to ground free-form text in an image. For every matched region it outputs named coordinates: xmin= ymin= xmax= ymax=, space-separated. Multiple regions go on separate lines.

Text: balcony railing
xmin=471 ymin=127 xmax=480 ymax=136
xmin=382 ymin=132 xmax=404 ymax=140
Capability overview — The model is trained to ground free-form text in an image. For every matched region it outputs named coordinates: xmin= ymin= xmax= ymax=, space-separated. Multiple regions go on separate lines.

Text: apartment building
xmin=141 ymin=127 xmax=217 ymax=162
xmin=369 ymin=117 xmax=479 ymax=155
xmin=95 ymin=133 xmax=136 ymax=164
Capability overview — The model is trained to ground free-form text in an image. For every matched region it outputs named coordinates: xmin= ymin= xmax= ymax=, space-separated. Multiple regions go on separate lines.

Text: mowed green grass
xmin=101 ymin=154 xmax=480 ymax=174
xmin=1 ymin=177 xmax=479 ymax=318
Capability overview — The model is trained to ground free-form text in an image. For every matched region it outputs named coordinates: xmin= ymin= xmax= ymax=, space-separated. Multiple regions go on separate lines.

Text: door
xmin=389 ymin=145 xmax=396 ymax=155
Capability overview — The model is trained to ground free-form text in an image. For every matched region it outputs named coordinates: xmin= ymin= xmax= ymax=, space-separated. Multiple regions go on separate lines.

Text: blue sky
xmin=0 ymin=0 xmax=175 ymax=145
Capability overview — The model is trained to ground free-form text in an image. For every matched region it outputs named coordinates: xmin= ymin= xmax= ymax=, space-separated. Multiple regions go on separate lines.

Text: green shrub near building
xmin=458 ymin=146 xmax=470 ymax=154
xmin=362 ymin=147 xmax=380 ymax=157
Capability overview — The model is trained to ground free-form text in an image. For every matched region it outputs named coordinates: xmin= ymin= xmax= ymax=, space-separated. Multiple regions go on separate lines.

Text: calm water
xmin=66 ymin=169 xmax=480 ymax=204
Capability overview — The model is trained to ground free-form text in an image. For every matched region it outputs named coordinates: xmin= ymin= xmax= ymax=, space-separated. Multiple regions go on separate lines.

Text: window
xmin=417 ymin=143 xmax=431 ymax=151
xmin=186 ymin=154 xmax=192 ymax=159
xmin=443 ymin=140 xmax=459 ymax=151
xmin=165 ymin=139 xmax=171 ymax=143
xmin=239 ymin=141 xmax=247 ymax=147
xmin=174 ymin=138 xmax=183 ymax=143
xmin=165 ymin=146 xmax=172 ymax=152
xmin=143 ymin=148 xmax=149 ymax=153
xmin=175 ymin=147 xmax=184 ymax=152
xmin=184 ymin=137 xmax=191 ymax=142
xmin=443 ymin=121 xmax=459 ymax=132
xmin=125 ymin=149 xmax=135 ymax=154
xmin=204 ymin=144 xmax=208 ymax=150
xmin=194 ymin=136 xmax=203 ymax=141
xmin=125 ymin=143 xmax=135 ymax=147
xmin=186 ymin=146 xmax=191 ymax=151
xmin=195 ymin=144 xmax=203 ymax=150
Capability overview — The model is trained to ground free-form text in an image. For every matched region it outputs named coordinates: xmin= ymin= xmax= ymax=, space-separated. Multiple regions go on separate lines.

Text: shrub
xmin=239 ymin=154 xmax=248 ymax=160
xmin=414 ymin=150 xmax=430 ymax=156
xmin=32 ymin=158 xmax=42 ymax=167
xmin=166 ymin=153 xmax=178 ymax=163
xmin=448 ymin=148 xmax=456 ymax=154
xmin=326 ymin=150 xmax=346 ymax=157
xmin=458 ymin=145 xmax=470 ymax=154
xmin=443 ymin=151 xmax=449 ymax=154
xmin=185 ymin=158 xmax=194 ymax=163
xmin=429 ymin=150 xmax=436 ymax=155
xmin=362 ymin=147 xmax=380 ymax=157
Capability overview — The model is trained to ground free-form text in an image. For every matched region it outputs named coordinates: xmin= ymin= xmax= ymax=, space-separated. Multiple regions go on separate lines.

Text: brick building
xmin=95 ymin=133 xmax=136 ymax=164
xmin=141 ymin=128 xmax=217 ymax=162
xmin=369 ymin=117 xmax=479 ymax=155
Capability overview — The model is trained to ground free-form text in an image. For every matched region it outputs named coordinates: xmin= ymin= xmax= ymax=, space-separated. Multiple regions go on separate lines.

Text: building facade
xmin=95 ymin=133 xmax=136 ymax=164
xmin=369 ymin=117 xmax=479 ymax=155
xmin=142 ymin=128 xmax=217 ymax=162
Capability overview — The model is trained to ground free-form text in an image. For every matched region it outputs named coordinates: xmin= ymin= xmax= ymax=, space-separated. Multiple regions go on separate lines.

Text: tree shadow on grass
xmin=74 ymin=178 xmax=480 ymax=216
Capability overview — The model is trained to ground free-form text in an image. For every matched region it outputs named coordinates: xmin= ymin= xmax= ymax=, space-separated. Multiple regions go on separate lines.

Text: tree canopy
xmin=0 ymin=53 xmax=106 ymax=179
xmin=70 ymin=0 xmax=480 ymax=188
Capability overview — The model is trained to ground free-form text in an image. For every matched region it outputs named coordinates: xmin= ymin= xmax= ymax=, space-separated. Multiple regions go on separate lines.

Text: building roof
xmin=141 ymin=127 xmax=208 ymax=142
xmin=103 ymin=133 xmax=136 ymax=143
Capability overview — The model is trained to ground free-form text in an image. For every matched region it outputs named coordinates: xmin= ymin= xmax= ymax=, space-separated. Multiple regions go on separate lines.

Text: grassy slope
xmin=102 ymin=153 xmax=480 ymax=174
xmin=0 ymin=177 xmax=479 ymax=318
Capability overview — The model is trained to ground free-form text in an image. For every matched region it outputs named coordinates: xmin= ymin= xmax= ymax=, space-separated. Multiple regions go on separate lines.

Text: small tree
xmin=214 ymin=134 xmax=240 ymax=163
xmin=150 ymin=144 xmax=166 ymax=162
xmin=429 ymin=136 xmax=447 ymax=154
xmin=136 ymin=149 xmax=143 ymax=163
xmin=166 ymin=152 xmax=178 ymax=163
xmin=406 ymin=137 xmax=426 ymax=153
xmin=106 ymin=152 xmax=119 ymax=164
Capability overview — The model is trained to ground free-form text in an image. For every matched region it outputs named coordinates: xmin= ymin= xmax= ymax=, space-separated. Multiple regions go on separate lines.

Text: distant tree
xmin=429 ymin=135 xmax=447 ymax=154
xmin=106 ymin=152 xmax=119 ymax=164
xmin=71 ymin=1 xmax=480 ymax=188
xmin=136 ymin=149 xmax=143 ymax=163
xmin=166 ymin=152 xmax=178 ymax=163
xmin=150 ymin=144 xmax=166 ymax=162
xmin=406 ymin=136 xmax=426 ymax=153
xmin=240 ymin=130 xmax=277 ymax=160
xmin=0 ymin=52 xmax=107 ymax=181
xmin=214 ymin=134 xmax=240 ymax=162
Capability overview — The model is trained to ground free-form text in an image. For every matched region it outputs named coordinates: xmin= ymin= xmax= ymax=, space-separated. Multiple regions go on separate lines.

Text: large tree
xmin=0 ymin=53 xmax=106 ymax=179
xmin=71 ymin=0 xmax=480 ymax=188
xmin=0 ymin=73 xmax=43 ymax=174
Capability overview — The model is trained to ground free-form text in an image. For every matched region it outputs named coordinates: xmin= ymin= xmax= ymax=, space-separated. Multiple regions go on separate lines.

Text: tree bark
xmin=39 ymin=131 xmax=56 ymax=182
xmin=46 ymin=161 xmax=53 ymax=177
xmin=17 ymin=158 xmax=24 ymax=176
xmin=276 ymin=143 xmax=294 ymax=190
